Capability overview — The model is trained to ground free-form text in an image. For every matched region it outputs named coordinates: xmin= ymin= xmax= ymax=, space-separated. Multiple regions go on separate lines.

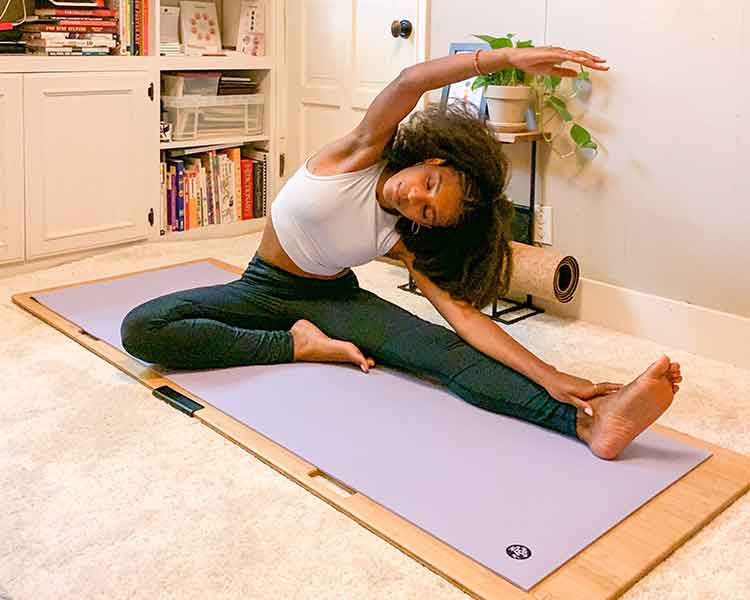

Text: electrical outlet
xmin=534 ymin=206 xmax=553 ymax=245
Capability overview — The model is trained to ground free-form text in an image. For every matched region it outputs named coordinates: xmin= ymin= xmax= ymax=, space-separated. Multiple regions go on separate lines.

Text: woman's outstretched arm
xmin=396 ymin=244 xmax=621 ymax=414
xmin=351 ymin=46 xmax=608 ymax=157
xmin=310 ymin=46 xmax=607 ymax=173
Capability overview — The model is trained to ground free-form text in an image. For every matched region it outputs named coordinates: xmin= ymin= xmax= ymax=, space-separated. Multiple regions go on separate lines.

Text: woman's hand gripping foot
xmin=291 ymin=319 xmax=375 ymax=373
xmin=576 ymin=355 xmax=683 ymax=460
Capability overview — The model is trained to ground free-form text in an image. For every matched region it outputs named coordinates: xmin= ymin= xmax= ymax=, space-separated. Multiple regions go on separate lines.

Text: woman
xmin=122 ymin=45 xmax=681 ymax=460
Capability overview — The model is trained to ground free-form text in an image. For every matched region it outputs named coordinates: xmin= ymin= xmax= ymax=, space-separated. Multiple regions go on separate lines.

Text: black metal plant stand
xmin=398 ymin=136 xmax=545 ymax=325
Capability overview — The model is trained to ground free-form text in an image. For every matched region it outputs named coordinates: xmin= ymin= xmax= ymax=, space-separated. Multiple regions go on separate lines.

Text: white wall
xmin=430 ymin=0 xmax=750 ymax=319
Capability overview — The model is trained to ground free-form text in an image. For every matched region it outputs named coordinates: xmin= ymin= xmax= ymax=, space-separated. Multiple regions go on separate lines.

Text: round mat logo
xmin=506 ymin=544 xmax=532 ymax=560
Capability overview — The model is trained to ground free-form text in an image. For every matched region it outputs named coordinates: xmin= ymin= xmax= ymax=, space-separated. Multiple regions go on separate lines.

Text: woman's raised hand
xmin=506 ymin=46 xmax=609 ymax=78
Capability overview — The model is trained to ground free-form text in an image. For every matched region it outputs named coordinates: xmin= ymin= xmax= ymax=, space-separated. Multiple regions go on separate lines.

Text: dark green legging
xmin=120 ymin=254 xmax=579 ymax=439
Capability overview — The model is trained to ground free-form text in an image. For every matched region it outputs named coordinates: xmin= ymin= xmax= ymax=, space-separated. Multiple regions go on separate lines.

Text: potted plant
xmin=471 ymin=33 xmax=534 ymax=132
xmin=472 ymin=33 xmax=598 ymax=156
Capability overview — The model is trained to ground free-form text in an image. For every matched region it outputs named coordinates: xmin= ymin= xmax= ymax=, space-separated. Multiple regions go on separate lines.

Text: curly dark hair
xmin=381 ymin=102 xmax=515 ymax=309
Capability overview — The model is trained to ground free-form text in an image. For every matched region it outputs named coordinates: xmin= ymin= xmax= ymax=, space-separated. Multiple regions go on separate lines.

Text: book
xmin=240 ymin=158 xmax=254 ymax=219
xmin=173 ymin=159 xmax=185 ymax=230
xmin=38 ymin=0 xmax=106 ymax=8
xmin=218 ymin=147 xmax=242 ymax=221
xmin=168 ymin=164 xmax=176 ymax=230
xmin=236 ymin=0 xmax=265 ymax=56
xmin=179 ymin=0 xmax=222 ymax=55
xmin=242 ymin=148 xmax=268 ymax=217
xmin=199 ymin=151 xmax=215 ymax=224
xmin=159 ymin=161 xmax=167 ymax=235
xmin=35 ymin=8 xmax=116 ymax=16
xmin=24 ymin=38 xmax=116 ymax=48
xmin=183 ymin=157 xmax=203 ymax=226
xmin=21 ymin=23 xmax=117 ymax=32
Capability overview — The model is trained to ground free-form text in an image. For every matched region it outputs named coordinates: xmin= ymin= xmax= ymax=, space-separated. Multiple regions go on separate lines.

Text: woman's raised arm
xmin=349 ymin=46 xmax=608 ymax=158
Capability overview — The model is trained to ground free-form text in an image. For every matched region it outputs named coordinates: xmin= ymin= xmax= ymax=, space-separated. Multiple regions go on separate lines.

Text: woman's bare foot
xmin=576 ymin=355 xmax=680 ymax=460
xmin=290 ymin=319 xmax=375 ymax=373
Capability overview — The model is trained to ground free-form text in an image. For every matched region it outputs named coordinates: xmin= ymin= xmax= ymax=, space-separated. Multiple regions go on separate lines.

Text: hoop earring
xmin=411 ymin=221 xmax=421 ymax=234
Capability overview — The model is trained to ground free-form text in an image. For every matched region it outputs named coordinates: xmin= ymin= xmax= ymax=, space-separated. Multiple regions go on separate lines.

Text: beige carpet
xmin=1 ymin=232 xmax=748 ymax=600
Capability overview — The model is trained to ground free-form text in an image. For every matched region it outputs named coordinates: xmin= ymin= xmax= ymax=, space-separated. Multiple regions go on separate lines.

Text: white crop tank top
xmin=271 ymin=157 xmax=401 ymax=276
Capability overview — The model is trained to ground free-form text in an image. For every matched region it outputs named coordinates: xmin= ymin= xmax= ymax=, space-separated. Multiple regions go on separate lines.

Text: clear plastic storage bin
xmin=162 ymin=72 xmax=221 ymax=96
xmin=162 ymin=94 xmax=265 ymax=140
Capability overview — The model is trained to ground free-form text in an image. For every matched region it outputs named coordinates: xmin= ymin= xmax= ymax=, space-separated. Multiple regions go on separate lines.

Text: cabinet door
xmin=0 ymin=74 xmax=24 ymax=265
xmin=24 ymin=71 xmax=157 ymax=259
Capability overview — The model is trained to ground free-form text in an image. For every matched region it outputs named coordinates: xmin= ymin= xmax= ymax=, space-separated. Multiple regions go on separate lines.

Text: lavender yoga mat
xmin=32 ymin=261 xmax=711 ymax=591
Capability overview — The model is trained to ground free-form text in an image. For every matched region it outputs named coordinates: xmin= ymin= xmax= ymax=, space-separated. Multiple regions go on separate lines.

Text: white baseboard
xmin=536 ymin=278 xmax=750 ymax=370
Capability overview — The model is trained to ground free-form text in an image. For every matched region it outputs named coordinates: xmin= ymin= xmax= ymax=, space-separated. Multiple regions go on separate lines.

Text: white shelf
xmin=159 ymin=53 xmax=273 ymax=71
xmin=160 ymin=217 xmax=266 ymax=241
xmin=0 ymin=56 xmax=153 ymax=74
xmin=493 ymin=130 xmax=543 ymax=144
xmin=160 ymin=134 xmax=270 ymax=150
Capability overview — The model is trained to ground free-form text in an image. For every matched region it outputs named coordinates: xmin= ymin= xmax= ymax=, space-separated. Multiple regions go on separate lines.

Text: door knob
xmin=390 ymin=19 xmax=413 ymax=39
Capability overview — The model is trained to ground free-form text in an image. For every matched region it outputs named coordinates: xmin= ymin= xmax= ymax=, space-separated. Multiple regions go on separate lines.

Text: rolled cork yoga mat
xmin=506 ymin=242 xmax=580 ymax=303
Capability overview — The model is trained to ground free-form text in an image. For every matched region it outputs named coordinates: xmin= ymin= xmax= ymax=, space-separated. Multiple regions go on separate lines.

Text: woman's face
xmin=383 ymin=159 xmax=464 ymax=228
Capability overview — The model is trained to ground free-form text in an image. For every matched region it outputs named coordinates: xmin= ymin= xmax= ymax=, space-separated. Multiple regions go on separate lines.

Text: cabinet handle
xmin=148 ymin=208 xmax=154 ymax=226
xmin=148 ymin=82 xmax=154 ymax=101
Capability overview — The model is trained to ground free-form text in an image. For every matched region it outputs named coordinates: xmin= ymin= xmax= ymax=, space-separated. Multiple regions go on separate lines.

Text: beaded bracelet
xmin=473 ymin=48 xmax=488 ymax=76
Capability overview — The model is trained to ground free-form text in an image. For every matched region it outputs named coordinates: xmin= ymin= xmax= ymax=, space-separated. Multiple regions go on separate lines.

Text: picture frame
xmin=236 ymin=0 xmax=266 ymax=56
xmin=179 ymin=0 xmax=222 ymax=55
xmin=439 ymin=41 xmax=491 ymax=120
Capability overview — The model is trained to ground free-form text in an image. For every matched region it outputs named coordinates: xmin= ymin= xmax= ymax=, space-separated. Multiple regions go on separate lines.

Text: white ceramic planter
xmin=484 ymin=85 xmax=531 ymax=131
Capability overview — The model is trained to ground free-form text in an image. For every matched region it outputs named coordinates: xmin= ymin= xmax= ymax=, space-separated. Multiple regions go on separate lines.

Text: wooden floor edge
xmin=10 ymin=259 xmax=750 ymax=600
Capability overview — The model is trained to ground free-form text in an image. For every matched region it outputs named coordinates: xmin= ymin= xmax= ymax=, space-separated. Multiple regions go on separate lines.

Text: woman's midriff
xmin=255 ymin=214 xmax=352 ymax=280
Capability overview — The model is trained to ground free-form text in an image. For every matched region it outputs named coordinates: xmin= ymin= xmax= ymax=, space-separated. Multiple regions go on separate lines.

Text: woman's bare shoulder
xmin=307 ymin=132 xmax=385 ymax=176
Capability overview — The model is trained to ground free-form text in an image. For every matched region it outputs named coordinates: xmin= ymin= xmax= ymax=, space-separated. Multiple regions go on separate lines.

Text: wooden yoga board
xmin=12 ymin=258 xmax=750 ymax=600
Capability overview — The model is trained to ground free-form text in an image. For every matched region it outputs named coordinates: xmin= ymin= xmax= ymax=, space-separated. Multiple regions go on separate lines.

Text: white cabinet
xmin=0 ymin=74 xmax=24 ymax=265
xmin=24 ymin=71 xmax=157 ymax=259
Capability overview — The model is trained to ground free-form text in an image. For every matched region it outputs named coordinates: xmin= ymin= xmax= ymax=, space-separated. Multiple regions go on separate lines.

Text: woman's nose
xmin=407 ymin=187 xmax=424 ymax=203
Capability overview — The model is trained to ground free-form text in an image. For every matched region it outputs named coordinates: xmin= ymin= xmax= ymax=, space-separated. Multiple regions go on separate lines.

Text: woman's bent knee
xmin=120 ymin=303 xmax=161 ymax=361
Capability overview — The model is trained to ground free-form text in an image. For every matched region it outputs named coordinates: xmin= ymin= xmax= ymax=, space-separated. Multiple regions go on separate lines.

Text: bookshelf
xmin=159 ymin=53 xmax=272 ymax=70
xmin=155 ymin=0 xmax=277 ymax=241
xmin=159 ymin=132 xmax=268 ymax=150
xmin=0 ymin=0 xmax=280 ymax=272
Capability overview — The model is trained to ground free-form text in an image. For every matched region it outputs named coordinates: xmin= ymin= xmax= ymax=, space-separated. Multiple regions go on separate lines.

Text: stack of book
xmin=22 ymin=0 xmax=118 ymax=56
xmin=159 ymin=145 xmax=268 ymax=234
xmin=218 ymin=74 xmax=258 ymax=96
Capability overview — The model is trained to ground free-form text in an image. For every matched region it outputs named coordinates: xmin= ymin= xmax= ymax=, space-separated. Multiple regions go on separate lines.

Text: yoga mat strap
xmin=153 ymin=385 xmax=204 ymax=417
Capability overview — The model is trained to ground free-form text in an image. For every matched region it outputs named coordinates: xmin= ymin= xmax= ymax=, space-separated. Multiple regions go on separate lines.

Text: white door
xmin=282 ymin=0 xmax=427 ymax=183
xmin=0 ymin=75 xmax=25 ymax=265
xmin=24 ymin=71 xmax=157 ymax=259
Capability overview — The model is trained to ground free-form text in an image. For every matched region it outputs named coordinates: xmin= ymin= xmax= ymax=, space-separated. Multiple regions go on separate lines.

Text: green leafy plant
xmin=471 ymin=33 xmax=599 ymax=156
xmin=540 ymin=70 xmax=598 ymax=154
xmin=471 ymin=33 xmax=534 ymax=88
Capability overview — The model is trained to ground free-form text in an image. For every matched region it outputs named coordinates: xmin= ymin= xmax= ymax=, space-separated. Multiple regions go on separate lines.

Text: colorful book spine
xmin=200 ymin=164 xmax=208 ymax=226
xmin=35 ymin=8 xmax=116 ymax=16
xmin=172 ymin=159 xmax=184 ymax=231
xmin=240 ymin=159 xmax=254 ymax=219
xmin=219 ymin=147 xmax=242 ymax=221
xmin=200 ymin=152 xmax=214 ymax=225
xmin=221 ymin=156 xmax=233 ymax=223
xmin=142 ymin=0 xmax=148 ymax=56
xmin=210 ymin=151 xmax=220 ymax=224
xmin=184 ymin=170 xmax=191 ymax=230
xmin=159 ymin=161 xmax=167 ymax=234
xmin=22 ymin=24 xmax=117 ymax=32
xmin=168 ymin=164 xmax=176 ymax=231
